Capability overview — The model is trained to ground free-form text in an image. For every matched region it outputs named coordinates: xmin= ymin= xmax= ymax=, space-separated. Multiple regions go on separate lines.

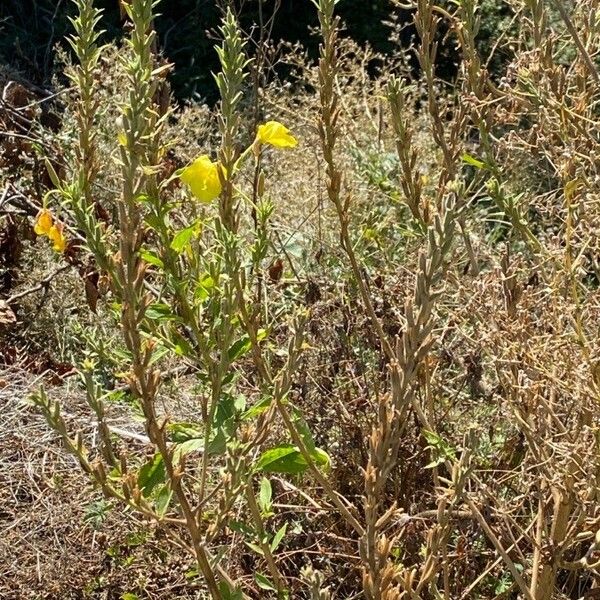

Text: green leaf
xmin=312 ymin=447 xmax=331 ymax=470
xmin=242 ymin=396 xmax=272 ymax=420
xmin=195 ymin=273 xmax=215 ymax=302
xmin=422 ymin=429 xmax=441 ymax=445
xmin=205 ymin=426 xmax=229 ymax=455
xmin=258 ymin=477 xmax=272 ymax=514
xmin=270 ymin=523 xmax=287 ymax=552
xmin=145 ymin=303 xmax=181 ymax=322
xmin=168 ymin=421 xmax=203 ymax=442
xmin=148 ymin=344 xmax=171 ymax=366
xmin=422 ymin=430 xmax=457 ymax=469
xmin=255 ymin=440 xmax=330 ymax=475
xmin=83 ymin=499 xmax=112 ymax=530
xmin=154 ymin=484 xmax=173 ymax=517
xmin=44 ymin=158 xmax=63 ymax=190
xmin=245 ymin=541 xmax=265 ymax=556
xmin=293 ymin=411 xmax=316 ymax=453
xmin=255 ymin=445 xmax=308 ymax=474
xmin=174 ymin=427 xmax=231 ymax=461
xmin=205 ymin=394 xmax=240 ymax=455
xmin=255 ymin=573 xmax=277 ymax=591
xmin=137 ymin=453 xmax=166 ymax=497
xmin=171 ymin=407 xmax=236 ymax=461
xmin=140 ymin=250 xmax=164 ymax=268
xmin=228 ymin=519 xmax=255 ymax=537
xmin=564 ymin=178 xmax=581 ymax=202
xmin=170 ymin=329 xmax=194 ymax=357
xmin=227 ymin=336 xmax=251 ymax=362
xmin=227 ymin=329 xmax=267 ymax=362
xmin=173 ymin=437 xmax=205 ymax=460
xmin=215 ymin=393 xmax=236 ymax=426
xmin=461 ymin=153 xmax=486 ymax=169
xmin=234 ymin=394 xmax=246 ymax=412
xmin=171 ymin=225 xmax=196 ymax=253
xmin=218 ymin=582 xmax=243 ymax=600
xmin=292 ymin=412 xmax=331 ymax=470
xmin=121 ymin=594 xmax=139 ymax=600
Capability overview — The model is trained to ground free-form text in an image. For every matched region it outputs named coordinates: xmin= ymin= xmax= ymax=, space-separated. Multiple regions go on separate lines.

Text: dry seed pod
xmin=268 ymin=257 xmax=284 ymax=282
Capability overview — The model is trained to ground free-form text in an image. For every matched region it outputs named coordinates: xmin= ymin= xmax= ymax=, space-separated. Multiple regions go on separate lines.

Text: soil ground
xmin=0 ymin=367 xmax=201 ymax=600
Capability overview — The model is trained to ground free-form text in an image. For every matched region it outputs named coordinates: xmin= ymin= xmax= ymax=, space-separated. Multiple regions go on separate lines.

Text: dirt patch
xmin=0 ymin=368 xmax=202 ymax=600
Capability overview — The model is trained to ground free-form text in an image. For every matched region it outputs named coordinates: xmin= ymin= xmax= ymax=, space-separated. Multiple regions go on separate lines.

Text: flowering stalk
xmin=64 ymin=0 xmax=109 ymax=268
xmin=455 ymin=0 xmax=540 ymax=253
xmin=114 ymin=1 xmax=231 ymax=596
xmin=316 ymin=0 xmax=462 ymax=595
xmin=216 ymin=7 xmax=249 ymax=232
xmin=386 ymin=77 xmax=425 ymax=225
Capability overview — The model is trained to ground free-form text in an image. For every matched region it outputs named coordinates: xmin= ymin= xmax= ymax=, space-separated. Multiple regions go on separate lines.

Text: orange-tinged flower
xmin=256 ymin=121 xmax=298 ymax=149
xmin=180 ymin=155 xmax=223 ymax=203
xmin=48 ymin=223 xmax=67 ymax=253
xmin=34 ymin=209 xmax=53 ymax=236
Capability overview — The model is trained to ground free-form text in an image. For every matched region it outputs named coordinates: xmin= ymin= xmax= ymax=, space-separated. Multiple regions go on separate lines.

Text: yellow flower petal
xmin=34 ymin=209 xmax=53 ymax=236
xmin=180 ymin=155 xmax=223 ymax=203
xmin=48 ymin=223 xmax=67 ymax=253
xmin=256 ymin=121 xmax=298 ymax=149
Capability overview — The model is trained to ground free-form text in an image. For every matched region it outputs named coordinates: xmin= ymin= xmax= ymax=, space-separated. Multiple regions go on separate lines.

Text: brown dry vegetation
xmin=1 ymin=0 xmax=600 ymax=598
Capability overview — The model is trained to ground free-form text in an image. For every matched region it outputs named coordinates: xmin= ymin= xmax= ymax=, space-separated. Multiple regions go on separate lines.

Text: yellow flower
xmin=180 ymin=155 xmax=223 ymax=203
xmin=48 ymin=223 xmax=67 ymax=253
xmin=256 ymin=121 xmax=298 ymax=149
xmin=34 ymin=209 xmax=53 ymax=236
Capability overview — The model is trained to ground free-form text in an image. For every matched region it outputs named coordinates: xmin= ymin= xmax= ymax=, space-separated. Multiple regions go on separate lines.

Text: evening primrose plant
xmin=34 ymin=208 xmax=68 ymax=253
xmin=32 ymin=0 xmax=314 ymax=598
xmin=17 ymin=0 xmax=600 ymax=596
xmin=31 ymin=1 xmax=474 ymax=598
xmin=179 ymin=155 xmax=223 ymax=203
xmin=179 ymin=119 xmax=297 ymax=203
xmin=256 ymin=121 xmax=299 ymax=149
